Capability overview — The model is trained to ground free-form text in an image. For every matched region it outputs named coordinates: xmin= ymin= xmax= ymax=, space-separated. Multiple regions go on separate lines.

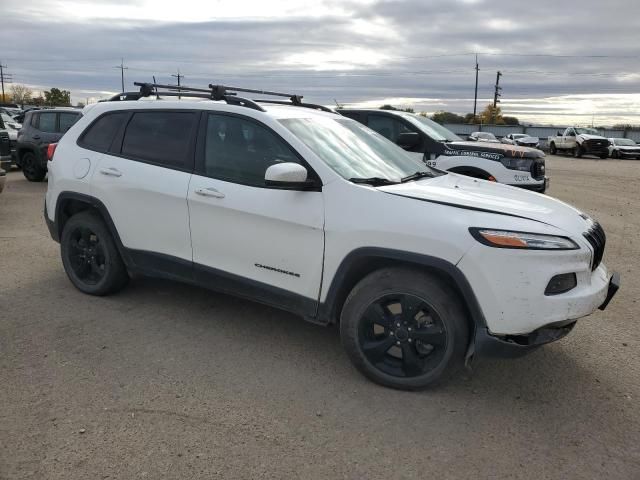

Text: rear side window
xmin=80 ymin=112 xmax=128 ymax=152
xmin=121 ymin=111 xmax=196 ymax=168
xmin=38 ymin=112 xmax=57 ymax=133
xmin=59 ymin=113 xmax=80 ymax=133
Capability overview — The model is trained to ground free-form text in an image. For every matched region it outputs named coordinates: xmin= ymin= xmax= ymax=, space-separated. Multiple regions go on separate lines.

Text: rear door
xmin=32 ymin=111 xmax=59 ymax=159
xmin=187 ymin=112 xmax=324 ymax=316
xmin=91 ymin=110 xmax=197 ymax=270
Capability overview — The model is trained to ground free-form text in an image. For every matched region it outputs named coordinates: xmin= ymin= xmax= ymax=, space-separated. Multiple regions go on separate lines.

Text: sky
xmin=1 ymin=0 xmax=640 ymax=125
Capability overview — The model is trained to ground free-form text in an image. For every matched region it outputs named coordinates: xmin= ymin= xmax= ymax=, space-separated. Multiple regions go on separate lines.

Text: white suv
xmin=44 ymin=83 xmax=619 ymax=390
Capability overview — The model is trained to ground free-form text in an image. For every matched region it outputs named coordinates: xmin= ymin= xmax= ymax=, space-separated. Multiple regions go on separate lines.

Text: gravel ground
xmin=1 ymin=156 xmax=638 ymax=479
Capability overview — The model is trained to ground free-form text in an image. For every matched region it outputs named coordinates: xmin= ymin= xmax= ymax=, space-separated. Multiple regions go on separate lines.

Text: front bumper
xmin=473 ymin=272 xmax=619 ymax=358
xmin=508 ymin=176 xmax=549 ymax=193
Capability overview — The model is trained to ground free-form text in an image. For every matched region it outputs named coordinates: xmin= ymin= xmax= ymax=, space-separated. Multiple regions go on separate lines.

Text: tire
xmin=340 ymin=268 xmax=469 ymax=390
xmin=574 ymin=145 xmax=583 ymax=158
xmin=549 ymin=142 xmax=557 ymax=155
xmin=612 ymin=150 xmax=619 ymax=159
xmin=599 ymin=153 xmax=608 ymax=160
xmin=21 ymin=151 xmax=47 ymax=182
xmin=60 ymin=211 xmax=129 ymax=296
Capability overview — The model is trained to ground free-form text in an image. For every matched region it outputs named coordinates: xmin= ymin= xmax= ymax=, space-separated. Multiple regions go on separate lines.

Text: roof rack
xmin=105 ymin=82 xmax=332 ymax=113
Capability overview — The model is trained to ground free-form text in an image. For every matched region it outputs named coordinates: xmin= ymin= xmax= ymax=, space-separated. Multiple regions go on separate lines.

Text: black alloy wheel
xmin=357 ymin=294 xmax=448 ymax=378
xmin=21 ymin=151 xmax=46 ymax=181
xmin=66 ymin=226 xmax=107 ymax=285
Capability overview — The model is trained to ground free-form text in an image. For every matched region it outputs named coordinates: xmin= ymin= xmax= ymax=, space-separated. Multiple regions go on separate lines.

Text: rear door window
xmin=121 ymin=111 xmax=196 ymax=169
xmin=59 ymin=113 xmax=80 ymax=133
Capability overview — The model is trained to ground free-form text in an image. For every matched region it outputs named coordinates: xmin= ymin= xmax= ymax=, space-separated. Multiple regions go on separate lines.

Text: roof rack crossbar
xmin=113 ymin=81 xmax=324 ymax=114
xmin=254 ymin=99 xmax=333 ymax=113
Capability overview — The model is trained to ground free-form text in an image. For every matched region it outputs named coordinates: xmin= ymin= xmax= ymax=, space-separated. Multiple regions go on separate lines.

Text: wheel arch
xmin=318 ymin=248 xmax=487 ymax=337
xmin=53 ymin=192 xmax=133 ymax=268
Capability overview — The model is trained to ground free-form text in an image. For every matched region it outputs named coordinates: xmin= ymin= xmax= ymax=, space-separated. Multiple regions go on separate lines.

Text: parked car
xmin=0 ymin=130 xmax=11 ymax=172
xmin=0 ymin=112 xmax=21 ymax=165
xmin=468 ymin=131 xmax=501 ymax=143
xmin=548 ymin=127 xmax=609 ymax=158
xmin=607 ymin=138 xmax=640 ymax=159
xmin=502 ymin=133 xmax=540 ymax=149
xmin=0 ymin=166 xmax=6 ymax=194
xmin=44 ymin=82 xmax=619 ymax=390
xmin=16 ymin=108 xmax=82 ymax=181
xmin=339 ymin=109 xmax=547 ymax=192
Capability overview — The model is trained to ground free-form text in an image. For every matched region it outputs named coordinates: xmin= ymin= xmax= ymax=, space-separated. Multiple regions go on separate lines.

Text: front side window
xmin=204 ymin=113 xmax=300 ymax=186
xmin=80 ymin=112 xmax=128 ymax=152
xmin=59 ymin=113 xmax=80 ymax=133
xmin=401 ymin=113 xmax=461 ymax=142
xmin=121 ymin=111 xmax=196 ymax=168
xmin=367 ymin=114 xmax=412 ymax=143
xmin=38 ymin=112 xmax=57 ymax=133
xmin=281 ymin=117 xmax=435 ymax=181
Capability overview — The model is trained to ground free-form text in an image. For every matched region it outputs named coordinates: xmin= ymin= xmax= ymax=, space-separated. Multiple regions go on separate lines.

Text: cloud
xmin=1 ymin=0 xmax=639 ymax=125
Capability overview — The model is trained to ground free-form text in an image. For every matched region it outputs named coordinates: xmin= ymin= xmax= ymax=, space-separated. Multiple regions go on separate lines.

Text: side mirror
xmin=265 ymin=162 xmax=315 ymax=190
xmin=395 ymin=132 xmax=420 ymax=150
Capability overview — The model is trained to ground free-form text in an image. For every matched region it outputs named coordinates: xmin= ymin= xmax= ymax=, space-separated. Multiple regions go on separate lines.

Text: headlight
xmin=499 ymin=157 xmax=533 ymax=172
xmin=469 ymin=228 xmax=579 ymax=250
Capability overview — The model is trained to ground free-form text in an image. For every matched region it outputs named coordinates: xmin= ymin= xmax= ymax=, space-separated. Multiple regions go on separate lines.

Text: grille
xmin=585 ymin=139 xmax=608 ymax=149
xmin=583 ymin=222 xmax=606 ymax=271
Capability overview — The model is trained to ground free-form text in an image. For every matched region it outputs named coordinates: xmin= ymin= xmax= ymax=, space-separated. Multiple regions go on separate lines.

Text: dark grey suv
xmin=17 ymin=109 xmax=81 ymax=181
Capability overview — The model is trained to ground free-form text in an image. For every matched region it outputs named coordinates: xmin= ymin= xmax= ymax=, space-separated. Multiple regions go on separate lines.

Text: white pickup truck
xmin=548 ymin=127 xmax=609 ymax=158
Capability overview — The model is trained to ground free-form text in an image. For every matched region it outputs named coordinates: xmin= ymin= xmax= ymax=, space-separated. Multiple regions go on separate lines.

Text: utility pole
xmin=0 ymin=62 xmax=10 ymax=101
xmin=171 ymin=69 xmax=184 ymax=99
xmin=473 ymin=54 xmax=479 ymax=122
xmin=114 ymin=58 xmax=128 ymax=92
xmin=493 ymin=71 xmax=502 ymax=108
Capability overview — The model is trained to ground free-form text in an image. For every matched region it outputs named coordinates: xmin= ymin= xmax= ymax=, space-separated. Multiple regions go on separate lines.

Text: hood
xmin=578 ymin=133 xmax=607 ymax=140
xmin=378 ymin=173 xmax=589 ymax=234
xmin=516 ymin=136 xmax=539 ymax=144
xmin=446 ymin=140 xmax=544 ymax=159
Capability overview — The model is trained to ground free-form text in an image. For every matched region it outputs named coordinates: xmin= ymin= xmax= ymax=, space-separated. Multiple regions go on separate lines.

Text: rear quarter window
xmin=79 ymin=112 xmax=129 ymax=152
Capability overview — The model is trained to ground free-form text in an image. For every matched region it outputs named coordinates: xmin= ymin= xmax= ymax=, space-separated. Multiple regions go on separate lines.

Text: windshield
xmin=280 ymin=117 xmax=437 ymax=182
xmin=399 ymin=113 xmax=461 ymax=142
xmin=575 ymin=128 xmax=599 ymax=135
xmin=614 ymin=138 xmax=636 ymax=146
xmin=512 ymin=134 xmax=527 ymax=139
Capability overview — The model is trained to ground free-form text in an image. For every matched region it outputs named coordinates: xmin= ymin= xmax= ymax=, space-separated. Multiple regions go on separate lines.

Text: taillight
xmin=47 ymin=143 xmax=58 ymax=161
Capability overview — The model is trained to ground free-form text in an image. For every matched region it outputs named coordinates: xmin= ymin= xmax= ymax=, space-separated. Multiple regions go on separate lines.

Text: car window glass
xmin=122 ymin=111 xmax=195 ymax=168
xmin=81 ymin=112 xmax=128 ymax=151
xmin=59 ymin=113 xmax=80 ymax=133
xmin=367 ymin=115 xmax=411 ymax=143
xmin=204 ymin=113 xmax=299 ymax=187
xmin=38 ymin=112 xmax=57 ymax=133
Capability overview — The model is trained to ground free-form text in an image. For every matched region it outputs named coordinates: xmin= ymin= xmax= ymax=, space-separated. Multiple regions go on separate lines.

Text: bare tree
xmin=10 ymin=84 xmax=33 ymax=107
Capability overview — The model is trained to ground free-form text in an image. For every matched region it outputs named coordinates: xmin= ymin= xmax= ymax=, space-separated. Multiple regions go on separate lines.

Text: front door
xmin=188 ymin=112 xmax=324 ymax=316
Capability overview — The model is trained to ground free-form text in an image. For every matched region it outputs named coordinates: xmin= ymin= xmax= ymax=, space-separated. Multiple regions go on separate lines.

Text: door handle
xmin=33 ymin=135 xmax=41 ymax=140
xmin=99 ymin=167 xmax=122 ymax=177
xmin=194 ymin=187 xmax=225 ymax=199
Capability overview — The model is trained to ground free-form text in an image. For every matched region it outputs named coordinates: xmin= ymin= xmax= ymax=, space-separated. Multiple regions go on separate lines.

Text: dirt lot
xmin=1 ymin=155 xmax=638 ymax=479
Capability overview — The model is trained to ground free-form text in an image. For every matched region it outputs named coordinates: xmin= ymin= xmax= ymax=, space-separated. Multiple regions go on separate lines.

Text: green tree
xmin=502 ymin=116 xmax=520 ymax=126
xmin=464 ymin=113 xmax=479 ymax=124
xmin=431 ymin=111 xmax=465 ymax=125
xmin=44 ymin=88 xmax=71 ymax=106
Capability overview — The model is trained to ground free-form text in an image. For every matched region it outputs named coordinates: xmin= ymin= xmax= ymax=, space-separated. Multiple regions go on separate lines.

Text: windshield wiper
xmin=349 ymin=176 xmax=399 ymax=186
xmin=401 ymin=171 xmax=434 ymax=183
